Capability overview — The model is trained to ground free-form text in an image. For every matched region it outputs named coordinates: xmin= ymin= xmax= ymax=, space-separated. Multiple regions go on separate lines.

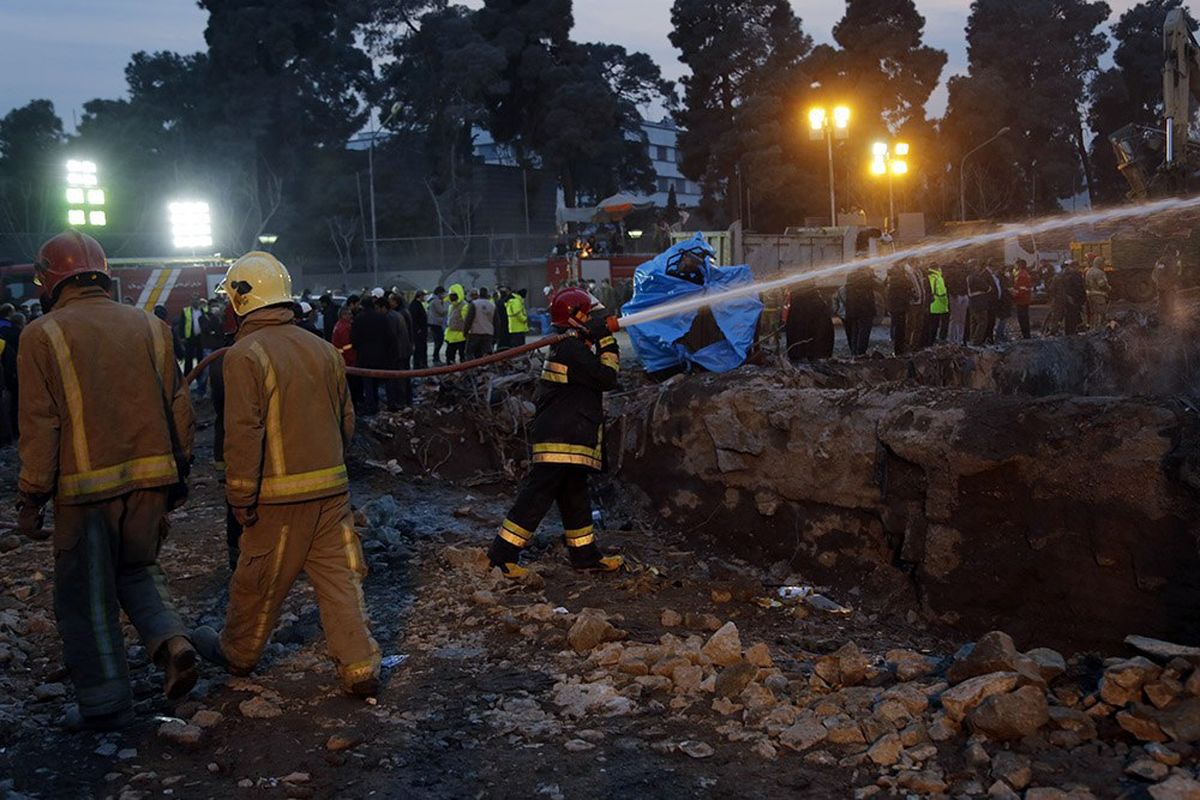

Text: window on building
xmin=657 ymin=177 xmax=670 ymax=193
xmin=656 ymin=145 xmax=669 ymax=161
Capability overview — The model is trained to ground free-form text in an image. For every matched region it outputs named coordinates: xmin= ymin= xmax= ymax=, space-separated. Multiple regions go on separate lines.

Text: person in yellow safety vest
xmin=192 ymin=251 xmax=381 ymax=698
xmin=927 ymin=265 xmax=949 ymax=344
xmin=444 ymin=282 xmax=467 ymax=364
xmin=506 ymin=288 xmax=530 ymax=347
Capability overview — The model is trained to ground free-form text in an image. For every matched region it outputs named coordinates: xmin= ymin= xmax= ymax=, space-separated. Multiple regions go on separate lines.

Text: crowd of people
xmin=782 ymin=254 xmax=1126 ymax=362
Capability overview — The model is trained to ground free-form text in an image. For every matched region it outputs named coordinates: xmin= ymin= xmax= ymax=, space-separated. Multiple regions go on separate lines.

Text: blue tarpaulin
xmin=620 ymin=233 xmax=763 ymax=374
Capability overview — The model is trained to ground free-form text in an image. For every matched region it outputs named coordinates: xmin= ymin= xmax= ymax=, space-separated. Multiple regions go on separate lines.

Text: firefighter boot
xmin=158 ymin=636 xmax=199 ymax=701
xmin=487 ymin=537 xmax=529 ymax=579
xmin=568 ymin=541 xmax=623 ymax=573
xmin=192 ymin=625 xmax=251 ymax=676
xmin=348 ymin=677 xmax=381 ymax=699
xmin=63 ymin=705 xmax=136 ymax=733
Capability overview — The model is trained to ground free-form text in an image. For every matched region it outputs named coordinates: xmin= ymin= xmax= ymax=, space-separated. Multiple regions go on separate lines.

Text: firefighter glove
xmin=16 ymin=496 xmax=49 ymax=541
xmin=232 ymin=506 xmax=259 ymax=528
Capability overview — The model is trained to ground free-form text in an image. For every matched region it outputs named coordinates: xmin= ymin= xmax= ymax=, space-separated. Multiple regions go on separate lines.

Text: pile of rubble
xmin=438 ymin=545 xmax=1200 ymax=798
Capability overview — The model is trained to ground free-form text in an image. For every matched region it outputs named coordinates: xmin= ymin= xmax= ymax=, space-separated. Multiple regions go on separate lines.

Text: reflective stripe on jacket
xmin=18 ymin=285 xmax=193 ymax=504
xmin=529 ymin=330 xmax=620 ymax=471
xmin=223 ymin=307 xmax=354 ymax=507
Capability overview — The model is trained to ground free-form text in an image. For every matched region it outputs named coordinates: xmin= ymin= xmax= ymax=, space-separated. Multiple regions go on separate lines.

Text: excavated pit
xmin=362 ymin=309 xmax=1200 ymax=652
xmin=606 ymin=309 xmax=1200 ymax=652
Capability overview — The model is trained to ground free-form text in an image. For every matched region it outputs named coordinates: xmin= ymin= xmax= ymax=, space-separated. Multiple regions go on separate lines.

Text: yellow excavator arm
xmin=1162 ymin=8 xmax=1200 ymax=171
xmin=1111 ymin=8 xmax=1200 ymax=197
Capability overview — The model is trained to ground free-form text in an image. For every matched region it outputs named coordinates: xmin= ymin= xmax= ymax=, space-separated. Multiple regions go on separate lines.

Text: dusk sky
xmin=0 ymin=0 xmax=1153 ymax=129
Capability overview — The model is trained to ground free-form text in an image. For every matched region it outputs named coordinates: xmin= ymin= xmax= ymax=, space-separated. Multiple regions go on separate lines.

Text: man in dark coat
xmin=350 ymin=297 xmax=402 ymax=415
xmin=409 ymin=291 xmax=429 ymax=368
xmin=844 ymin=268 xmax=877 ymax=356
xmin=785 ymin=286 xmax=835 ymax=361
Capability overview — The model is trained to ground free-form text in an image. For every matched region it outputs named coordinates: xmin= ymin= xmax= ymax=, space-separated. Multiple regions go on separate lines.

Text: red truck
xmin=0 ymin=256 xmax=232 ymax=317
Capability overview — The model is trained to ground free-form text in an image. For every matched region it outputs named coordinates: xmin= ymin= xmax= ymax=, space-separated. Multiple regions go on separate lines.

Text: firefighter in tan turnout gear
xmin=17 ymin=231 xmax=198 ymax=731
xmin=192 ymin=252 xmax=381 ymax=697
xmin=487 ymin=288 xmax=624 ymax=577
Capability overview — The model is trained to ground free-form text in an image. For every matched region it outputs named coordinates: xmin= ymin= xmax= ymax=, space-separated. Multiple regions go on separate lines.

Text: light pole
xmin=809 ymin=105 xmax=851 ymax=227
xmin=959 ymin=126 xmax=1011 ymax=222
xmin=368 ymin=102 xmax=402 ymax=286
xmin=870 ymin=141 xmax=909 ymax=233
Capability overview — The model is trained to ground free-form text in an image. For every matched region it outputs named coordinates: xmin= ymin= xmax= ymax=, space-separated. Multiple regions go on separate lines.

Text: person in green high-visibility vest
xmin=506 ymin=288 xmax=529 ymax=347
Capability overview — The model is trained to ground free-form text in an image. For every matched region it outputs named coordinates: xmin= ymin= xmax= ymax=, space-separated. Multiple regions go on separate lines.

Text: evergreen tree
xmin=942 ymin=0 xmax=1109 ymax=218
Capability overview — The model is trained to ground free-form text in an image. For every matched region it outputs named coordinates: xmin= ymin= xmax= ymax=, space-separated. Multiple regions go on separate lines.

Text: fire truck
xmin=0 ymin=256 xmax=232 ymax=316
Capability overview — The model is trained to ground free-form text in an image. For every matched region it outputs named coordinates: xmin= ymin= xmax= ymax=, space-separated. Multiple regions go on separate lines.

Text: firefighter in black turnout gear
xmin=488 ymin=288 xmax=624 ymax=577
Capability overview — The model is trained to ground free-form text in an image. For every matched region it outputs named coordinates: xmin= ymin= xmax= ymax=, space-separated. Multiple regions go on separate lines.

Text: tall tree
xmin=824 ymin=0 xmax=947 ymax=133
xmin=0 ymin=100 xmax=65 ymax=253
xmin=942 ymin=0 xmax=1110 ymax=219
xmin=473 ymin=0 xmax=667 ymax=206
xmin=670 ymin=0 xmax=813 ymax=226
xmin=198 ymin=0 xmax=376 ymax=249
xmin=380 ymin=5 xmax=504 ymax=239
xmin=1088 ymin=0 xmax=1198 ymax=203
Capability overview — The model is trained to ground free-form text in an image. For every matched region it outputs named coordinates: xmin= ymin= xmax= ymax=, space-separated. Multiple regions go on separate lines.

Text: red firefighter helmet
xmin=549 ymin=288 xmax=593 ymax=329
xmin=33 ymin=230 xmax=110 ymax=299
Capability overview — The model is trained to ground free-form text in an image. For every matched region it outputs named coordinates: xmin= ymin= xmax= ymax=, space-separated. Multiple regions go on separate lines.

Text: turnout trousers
xmin=488 ymin=463 xmax=603 ymax=568
xmin=219 ymin=493 xmax=381 ymax=690
xmin=53 ymin=488 xmax=187 ymax=718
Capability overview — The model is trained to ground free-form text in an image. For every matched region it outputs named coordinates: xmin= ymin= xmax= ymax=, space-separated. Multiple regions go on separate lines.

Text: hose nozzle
xmin=606 ymin=315 xmax=621 ymax=333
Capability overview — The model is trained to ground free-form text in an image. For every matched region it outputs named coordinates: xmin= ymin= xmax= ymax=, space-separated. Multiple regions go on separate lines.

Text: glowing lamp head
xmin=894 ymin=142 xmax=910 ymax=156
xmin=891 ymin=160 xmax=908 ymax=176
xmin=808 ymin=108 xmax=826 ymax=131
xmin=872 ymin=142 xmax=888 ymax=157
xmin=833 ymin=106 xmax=850 ymax=129
xmin=870 ymin=160 xmax=887 ymax=176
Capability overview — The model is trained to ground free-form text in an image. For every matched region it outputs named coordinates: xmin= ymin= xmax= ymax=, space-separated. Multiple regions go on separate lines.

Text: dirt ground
xmin=0 ymin=344 xmax=1197 ymax=799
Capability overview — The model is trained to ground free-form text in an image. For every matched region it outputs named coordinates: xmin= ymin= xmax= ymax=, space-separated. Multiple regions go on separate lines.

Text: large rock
xmin=1025 ymin=648 xmax=1067 ymax=683
xmin=567 ymin=610 xmax=621 ymax=654
xmin=947 ymin=632 xmax=1020 ymax=684
xmin=714 ymin=663 xmax=757 ymax=699
xmin=1100 ymin=657 xmax=1163 ymax=707
xmin=701 ymin=622 xmax=742 ymax=667
xmin=941 ymin=672 xmax=1021 ymax=722
xmin=814 ymin=642 xmax=871 ymax=687
xmin=779 ymin=718 xmax=827 ymax=752
xmin=966 ymin=685 xmax=1050 ymax=740
xmin=610 ymin=364 xmax=1200 ymax=652
xmin=1149 ymin=775 xmax=1200 ymax=800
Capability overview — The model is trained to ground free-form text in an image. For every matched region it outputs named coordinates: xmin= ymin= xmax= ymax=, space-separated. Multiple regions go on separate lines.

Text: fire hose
xmin=183 ymin=331 xmax=571 ymax=387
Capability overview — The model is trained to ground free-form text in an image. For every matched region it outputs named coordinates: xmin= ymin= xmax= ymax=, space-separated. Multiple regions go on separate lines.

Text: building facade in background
xmin=473 ymin=117 xmax=701 ymax=210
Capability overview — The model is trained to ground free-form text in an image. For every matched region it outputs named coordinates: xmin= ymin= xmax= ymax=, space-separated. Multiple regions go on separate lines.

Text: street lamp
xmin=65 ymin=160 xmax=107 ymax=227
xmin=368 ymin=102 xmax=403 ymax=286
xmin=870 ymin=141 xmax=910 ymax=233
xmin=808 ymin=105 xmax=851 ymax=227
xmin=169 ymin=201 xmax=213 ymax=251
xmin=959 ymin=127 xmax=1011 ymax=222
